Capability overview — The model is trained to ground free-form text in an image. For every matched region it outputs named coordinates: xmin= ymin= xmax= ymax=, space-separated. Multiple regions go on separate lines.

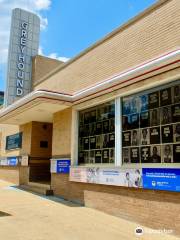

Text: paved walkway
xmin=0 ymin=180 xmax=179 ymax=240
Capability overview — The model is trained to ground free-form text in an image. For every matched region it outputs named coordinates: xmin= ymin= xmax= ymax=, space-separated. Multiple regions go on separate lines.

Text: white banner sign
xmin=70 ymin=167 xmax=142 ymax=188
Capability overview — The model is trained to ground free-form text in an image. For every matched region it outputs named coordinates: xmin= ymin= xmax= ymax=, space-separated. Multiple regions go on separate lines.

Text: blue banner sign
xmin=56 ymin=160 xmax=70 ymax=174
xmin=7 ymin=157 xmax=18 ymax=166
xmin=143 ymin=168 xmax=180 ymax=192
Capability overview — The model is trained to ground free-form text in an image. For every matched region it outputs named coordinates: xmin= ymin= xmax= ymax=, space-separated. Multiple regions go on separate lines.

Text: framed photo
xmin=150 ymin=127 xmax=160 ymax=144
xmin=96 ymin=135 xmax=102 ymax=149
xmin=140 ymin=128 xmax=150 ymax=145
xmin=162 ymin=144 xmax=173 ymax=163
xmin=150 ymin=109 xmax=160 ymax=126
xmin=173 ymin=123 xmax=180 ymax=143
xmin=90 ymin=136 xmax=96 ymax=149
xmin=140 ymin=111 xmax=149 ymax=128
xmin=148 ymin=91 xmax=159 ymax=109
xmin=122 ymin=115 xmax=131 ymax=131
xmin=160 ymin=87 xmax=172 ymax=106
xmin=171 ymin=104 xmax=180 ymax=123
xmin=130 ymin=113 xmax=139 ymax=129
xmin=102 ymin=149 xmax=109 ymax=163
xmin=122 ymin=131 xmax=131 ymax=147
xmin=131 ymin=97 xmax=139 ymax=114
xmin=130 ymin=147 xmax=140 ymax=163
xmin=173 ymin=144 xmax=180 ymax=163
xmin=109 ymin=133 xmax=115 ymax=148
xmin=141 ymin=146 xmax=151 ymax=163
xmin=161 ymin=106 xmax=172 ymax=125
xmin=162 ymin=125 xmax=173 ymax=143
xmin=83 ymin=137 xmax=89 ymax=150
xmin=95 ymin=150 xmax=102 ymax=163
xmin=102 ymin=134 xmax=110 ymax=148
xmin=123 ymin=97 xmax=131 ymax=115
xmin=131 ymin=129 xmax=139 ymax=146
xmin=150 ymin=145 xmax=161 ymax=163
xmin=140 ymin=94 xmax=148 ymax=112
xmin=123 ymin=148 xmax=130 ymax=163
xmin=173 ymin=85 xmax=180 ymax=103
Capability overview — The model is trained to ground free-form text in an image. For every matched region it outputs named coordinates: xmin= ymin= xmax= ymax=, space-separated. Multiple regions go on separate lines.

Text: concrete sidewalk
xmin=0 ymin=180 xmax=179 ymax=240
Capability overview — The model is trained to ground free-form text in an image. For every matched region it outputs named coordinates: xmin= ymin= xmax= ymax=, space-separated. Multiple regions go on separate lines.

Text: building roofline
xmin=35 ymin=0 xmax=171 ymax=86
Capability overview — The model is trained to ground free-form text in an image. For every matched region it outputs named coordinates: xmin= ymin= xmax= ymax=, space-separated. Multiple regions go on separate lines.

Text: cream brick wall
xmin=35 ymin=0 xmax=180 ymax=94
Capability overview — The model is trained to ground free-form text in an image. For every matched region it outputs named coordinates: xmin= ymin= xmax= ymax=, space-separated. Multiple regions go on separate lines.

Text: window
xmin=78 ymin=101 xmax=115 ymax=164
xmin=40 ymin=141 xmax=48 ymax=148
xmin=122 ymin=82 xmax=180 ymax=164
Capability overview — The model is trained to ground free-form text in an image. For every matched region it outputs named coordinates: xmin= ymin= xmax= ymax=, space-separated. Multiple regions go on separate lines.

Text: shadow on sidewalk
xmin=0 ymin=211 xmax=11 ymax=217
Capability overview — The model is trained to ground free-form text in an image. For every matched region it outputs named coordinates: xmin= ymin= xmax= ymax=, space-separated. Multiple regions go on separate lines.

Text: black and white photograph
xmin=131 ymin=97 xmax=139 ymax=114
xmin=102 ymin=149 xmax=109 ymax=163
xmin=162 ymin=144 xmax=173 ymax=163
xmin=123 ymin=148 xmax=130 ymax=163
xmin=90 ymin=136 xmax=96 ymax=149
xmin=122 ymin=131 xmax=131 ymax=147
xmin=130 ymin=147 xmax=140 ymax=163
xmin=162 ymin=125 xmax=173 ymax=143
xmin=83 ymin=137 xmax=89 ymax=150
xmin=140 ymin=111 xmax=149 ymax=128
xmin=123 ymin=97 xmax=131 ymax=115
xmin=95 ymin=150 xmax=102 ymax=163
xmin=150 ymin=127 xmax=160 ymax=144
xmin=173 ymin=123 xmax=180 ymax=142
xmin=160 ymin=87 xmax=172 ymax=106
xmin=109 ymin=148 xmax=115 ymax=163
xmin=161 ymin=106 xmax=172 ymax=125
xmin=89 ymin=151 xmax=95 ymax=164
xmin=102 ymin=134 xmax=110 ymax=148
xmin=131 ymin=129 xmax=139 ymax=146
xmin=130 ymin=113 xmax=139 ymax=129
xmin=150 ymin=109 xmax=160 ymax=126
xmin=173 ymin=85 xmax=180 ymax=103
xmin=150 ymin=145 xmax=161 ymax=163
xmin=96 ymin=135 xmax=102 ymax=149
xmin=171 ymin=104 xmax=180 ymax=123
xmin=148 ymin=91 xmax=159 ymax=109
xmin=140 ymin=94 xmax=148 ymax=112
xmin=173 ymin=144 xmax=180 ymax=163
xmin=141 ymin=128 xmax=150 ymax=145
xmin=141 ymin=146 xmax=151 ymax=163
xmin=122 ymin=115 xmax=131 ymax=131
xmin=109 ymin=133 xmax=115 ymax=148
xmin=103 ymin=120 xmax=109 ymax=133
xmin=96 ymin=122 xmax=102 ymax=135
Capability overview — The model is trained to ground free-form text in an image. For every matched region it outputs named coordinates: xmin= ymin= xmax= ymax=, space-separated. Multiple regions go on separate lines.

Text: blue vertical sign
xmin=56 ymin=160 xmax=70 ymax=174
xmin=143 ymin=168 xmax=180 ymax=192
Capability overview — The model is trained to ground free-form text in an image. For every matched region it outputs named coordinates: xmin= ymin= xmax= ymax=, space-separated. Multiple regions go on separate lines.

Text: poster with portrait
xmin=162 ymin=144 xmax=173 ymax=163
xmin=140 ymin=128 xmax=150 ymax=145
xmin=123 ymin=148 xmax=130 ymax=163
xmin=140 ymin=111 xmax=149 ymax=128
xmin=95 ymin=150 xmax=102 ymax=163
xmin=122 ymin=115 xmax=131 ymax=131
xmin=160 ymin=87 xmax=172 ymax=106
xmin=130 ymin=147 xmax=140 ymax=163
xmin=123 ymin=97 xmax=131 ymax=115
xmin=173 ymin=124 xmax=180 ymax=143
xmin=96 ymin=122 xmax=102 ymax=135
xmin=130 ymin=113 xmax=139 ymax=129
xmin=90 ymin=136 xmax=96 ymax=149
xmin=141 ymin=146 xmax=151 ymax=163
xmin=109 ymin=148 xmax=115 ymax=163
xmin=102 ymin=149 xmax=109 ymax=163
xmin=140 ymin=95 xmax=148 ymax=112
xmin=103 ymin=120 xmax=109 ymax=133
xmin=150 ymin=127 xmax=160 ymax=144
xmin=96 ymin=135 xmax=102 ymax=149
xmin=172 ymin=104 xmax=180 ymax=123
xmin=122 ymin=131 xmax=131 ymax=147
xmin=109 ymin=133 xmax=115 ymax=148
xmin=131 ymin=129 xmax=139 ymax=146
xmin=150 ymin=109 xmax=160 ymax=126
xmin=173 ymin=85 xmax=180 ymax=103
xmin=150 ymin=145 xmax=161 ymax=163
xmin=130 ymin=97 xmax=139 ymax=114
xmin=89 ymin=150 xmax=95 ymax=164
xmin=83 ymin=137 xmax=89 ymax=150
xmin=109 ymin=118 xmax=115 ymax=132
xmin=173 ymin=144 xmax=180 ymax=163
xmin=161 ymin=106 xmax=172 ymax=125
xmin=102 ymin=134 xmax=109 ymax=148
xmin=162 ymin=125 xmax=173 ymax=143
xmin=148 ymin=91 xmax=159 ymax=109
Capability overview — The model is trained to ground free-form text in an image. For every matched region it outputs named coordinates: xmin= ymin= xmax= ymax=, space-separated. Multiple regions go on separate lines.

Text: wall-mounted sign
xmin=143 ymin=168 xmax=180 ymax=192
xmin=0 ymin=157 xmax=18 ymax=166
xmin=6 ymin=132 xmax=22 ymax=150
xmin=70 ymin=167 xmax=142 ymax=188
xmin=57 ymin=160 xmax=70 ymax=173
xmin=21 ymin=155 xmax=29 ymax=166
xmin=5 ymin=8 xmax=40 ymax=106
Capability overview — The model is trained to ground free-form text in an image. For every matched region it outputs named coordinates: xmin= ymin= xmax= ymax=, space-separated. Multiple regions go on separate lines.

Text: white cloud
xmin=0 ymin=0 xmax=52 ymax=64
xmin=39 ymin=47 xmax=70 ymax=63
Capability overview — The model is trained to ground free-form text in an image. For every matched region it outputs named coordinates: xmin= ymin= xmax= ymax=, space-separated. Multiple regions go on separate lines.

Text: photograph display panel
xmin=122 ymin=82 xmax=180 ymax=164
xmin=78 ymin=101 xmax=115 ymax=164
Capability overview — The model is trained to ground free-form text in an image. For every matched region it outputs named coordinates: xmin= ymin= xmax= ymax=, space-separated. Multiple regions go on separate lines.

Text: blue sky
xmin=0 ymin=0 xmax=157 ymax=91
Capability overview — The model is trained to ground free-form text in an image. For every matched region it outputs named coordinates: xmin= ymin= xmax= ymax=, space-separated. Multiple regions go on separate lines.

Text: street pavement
xmin=0 ymin=180 xmax=179 ymax=240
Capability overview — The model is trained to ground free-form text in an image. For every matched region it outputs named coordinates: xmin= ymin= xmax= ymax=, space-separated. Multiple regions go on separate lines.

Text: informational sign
xmin=70 ymin=167 xmax=142 ymax=188
xmin=21 ymin=155 xmax=29 ymax=166
xmin=50 ymin=160 xmax=57 ymax=173
xmin=5 ymin=8 xmax=40 ymax=106
xmin=6 ymin=132 xmax=22 ymax=150
xmin=7 ymin=157 xmax=18 ymax=166
xmin=57 ymin=160 xmax=70 ymax=173
xmin=143 ymin=168 xmax=180 ymax=192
